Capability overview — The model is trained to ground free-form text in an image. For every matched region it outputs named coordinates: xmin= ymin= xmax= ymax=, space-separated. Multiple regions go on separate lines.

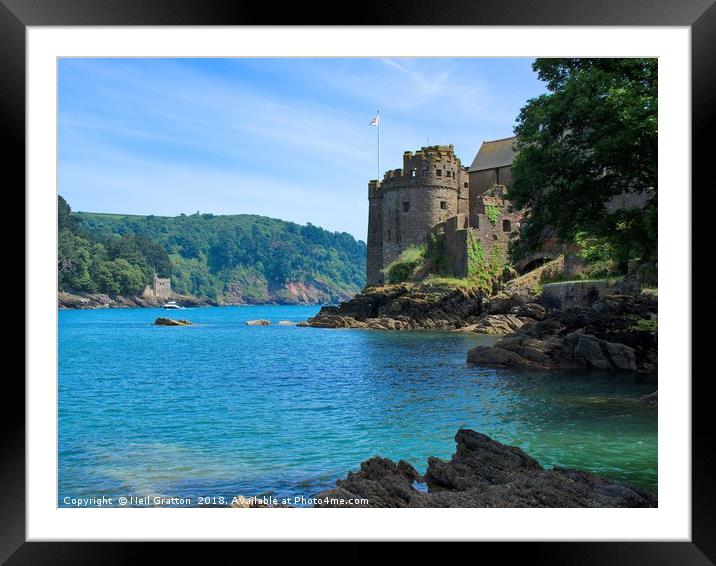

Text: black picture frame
xmin=5 ymin=0 xmax=709 ymax=560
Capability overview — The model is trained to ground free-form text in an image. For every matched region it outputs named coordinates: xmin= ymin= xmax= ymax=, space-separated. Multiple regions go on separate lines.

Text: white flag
xmin=369 ymin=115 xmax=380 ymax=126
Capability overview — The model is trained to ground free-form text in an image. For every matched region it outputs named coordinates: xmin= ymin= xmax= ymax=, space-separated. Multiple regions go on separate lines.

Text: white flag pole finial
xmin=369 ymin=110 xmax=380 ymax=181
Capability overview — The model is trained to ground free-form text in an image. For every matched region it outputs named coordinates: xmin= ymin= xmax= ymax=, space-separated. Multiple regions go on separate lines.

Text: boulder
xmin=467 ymin=330 xmax=638 ymax=372
xmin=246 ymin=319 xmax=270 ymax=326
xmin=467 ymin=344 xmax=548 ymax=370
xmin=512 ymin=302 xmax=548 ymax=320
xmin=603 ymin=341 xmax=638 ymax=371
xmin=639 ymin=391 xmax=658 ymax=407
xmin=277 ymin=320 xmax=297 ymax=326
xmin=365 ymin=317 xmax=413 ymax=330
xmin=573 ymin=334 xmax=612 ymax=370
xmin=153 ymin=317 xmax=192 ymax=326
xmin=297 ymin=315 xmax=368 ymax=328
xmin=469 ymin=314 xmax=530 ymax=335
xmin=314 ymin=429 xmax=656 ymax=508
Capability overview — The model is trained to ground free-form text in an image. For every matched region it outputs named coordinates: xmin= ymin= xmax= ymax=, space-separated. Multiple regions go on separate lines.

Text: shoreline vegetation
xmin=58 ymin=196 xmax=366 ymax=308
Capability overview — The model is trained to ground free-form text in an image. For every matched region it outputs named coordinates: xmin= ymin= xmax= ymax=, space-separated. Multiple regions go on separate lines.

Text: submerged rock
xmin=153 ymin=317 xmax=192 ymax=326
xmin=314 ymin=429 xmax=656 ymax=508
xmin=639 ymin=391 xmax=658 ymax=407
xmin=246 ymin=319 xmax=270 ymax=326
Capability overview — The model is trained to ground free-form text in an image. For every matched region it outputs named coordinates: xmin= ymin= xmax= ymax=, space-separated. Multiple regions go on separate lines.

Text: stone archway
xmin=517 ymin=251 xmax=560 ymax=274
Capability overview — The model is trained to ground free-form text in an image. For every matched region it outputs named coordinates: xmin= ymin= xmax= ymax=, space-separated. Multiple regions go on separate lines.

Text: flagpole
xmin=377 ymin=110 xmax=380 ymax=182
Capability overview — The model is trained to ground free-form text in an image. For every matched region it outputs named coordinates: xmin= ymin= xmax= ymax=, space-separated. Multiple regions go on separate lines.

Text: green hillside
xmin=59 ymin=196 xmax=366 ymax=304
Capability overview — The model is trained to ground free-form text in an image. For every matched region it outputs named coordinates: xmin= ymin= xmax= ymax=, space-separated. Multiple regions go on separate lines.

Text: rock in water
xmin=246 ymin=319 xmax=270 ymax=326
xmin=153 ymin=317 xmax=192 ymax=326
xmin=314 ymin=429 xmax=656 ymax=508
xmin=639 ymin=391 xmax=658 ymax=407
xmin=300 ymin=283 xmax=487 ymax=330
xmin=278 ymin=320 xmax=297 ymax=326
xmin=466 ymin=294 xmax=656 ymax=373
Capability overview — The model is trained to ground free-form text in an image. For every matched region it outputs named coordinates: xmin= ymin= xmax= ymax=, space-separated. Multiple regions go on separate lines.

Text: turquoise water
xmin=58 ymin=305 xmax=657 ymax=506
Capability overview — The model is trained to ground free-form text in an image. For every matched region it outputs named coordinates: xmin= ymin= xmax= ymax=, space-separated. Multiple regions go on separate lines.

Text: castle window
xmin=436 ymin=169 xmax=442 ymax=177
xmin=464 ymin=182 xmax=469 ymax=188
xmin=503 ymin=219 xmax=512 ymax=232
xmin=387 ymin=229 xmax=391 ymax=242
xmin=440 ymin=201 xmax=447 ymax=210
xmin=402 ymin=201 xmax=410 ymax=212
xmin=422 ymin=169 xmax=428 ymax=176
xmin=410 ymin=169 xmax=416 ymax=177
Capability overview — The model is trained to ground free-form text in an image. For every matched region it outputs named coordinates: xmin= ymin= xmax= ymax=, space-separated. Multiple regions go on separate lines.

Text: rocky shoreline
xmin=298 ymin=282 xmax=488 ymax=330
xmin=467 ymin=294 xmax=657 ymax=374
xmin=58 ymin=291 xmax=216 ymax=309
xmin=312 ymin=429 xmax=657 ymax=508
xmin=57 ymin=290 xmax=348 ymax=309
xmin=299 ymin=276 xmax=657 ymax=376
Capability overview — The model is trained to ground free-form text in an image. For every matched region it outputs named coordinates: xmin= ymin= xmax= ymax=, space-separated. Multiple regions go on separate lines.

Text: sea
xmin=58 ymin=305 xmax=657 ymax=507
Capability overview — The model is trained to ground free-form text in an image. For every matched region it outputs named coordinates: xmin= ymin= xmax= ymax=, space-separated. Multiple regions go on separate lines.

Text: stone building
xmin=151 ymin=271 xmax=171 ymax=299
xmin=468 ymin=136 xmax=516 ymax=195
xmin=366 ymin=140 xmax=528 ymax=286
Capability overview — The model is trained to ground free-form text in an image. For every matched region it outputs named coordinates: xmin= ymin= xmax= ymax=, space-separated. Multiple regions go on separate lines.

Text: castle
xmin=151 ymin=271 xmax=171 ymax=299
xmin=366 ymin=138 xmax=534 ymax=286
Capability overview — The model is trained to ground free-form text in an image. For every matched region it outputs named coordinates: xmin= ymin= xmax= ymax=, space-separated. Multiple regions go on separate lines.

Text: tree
xmin=106 ymin=258 xmax=146 ymax=295
xmin=509 ymin=58 xmax=657 ymax=269
xmin=58 ymin=195 xmax=79 ymax=231
xmin=57 ymin=229 xmax=94 ymax=291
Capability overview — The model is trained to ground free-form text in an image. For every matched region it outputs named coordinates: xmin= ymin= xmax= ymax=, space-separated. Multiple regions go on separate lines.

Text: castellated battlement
xmin=379 ymin=144 xmax=463 ymax=190
xmin=366 ymin=141 xmax=523 ymax=287
xmin=366 ymin=144 xmax=471 ymax=286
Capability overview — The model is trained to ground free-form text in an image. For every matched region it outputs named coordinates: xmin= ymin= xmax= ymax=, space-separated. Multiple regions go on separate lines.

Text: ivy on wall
xmin=466 ymin=233 xmax=507 ymax=292
xmin=485 ymin=205 xmax=501 ymax=225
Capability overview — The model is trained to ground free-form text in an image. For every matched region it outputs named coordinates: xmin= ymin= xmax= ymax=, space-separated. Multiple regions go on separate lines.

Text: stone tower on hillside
xmin=151 ymin=271 xmax=171 ymax=299
xmin=366 ymin=145 xmax=470 ymax=286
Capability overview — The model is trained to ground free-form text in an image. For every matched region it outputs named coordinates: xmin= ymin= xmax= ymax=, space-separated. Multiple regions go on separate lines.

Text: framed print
xmin=5 ymin=0 xmax=711 ymax=560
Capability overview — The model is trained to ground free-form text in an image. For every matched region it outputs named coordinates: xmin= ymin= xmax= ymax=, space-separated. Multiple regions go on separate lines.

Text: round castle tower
xmin=366 ymin=145 xmax=468 ymax=285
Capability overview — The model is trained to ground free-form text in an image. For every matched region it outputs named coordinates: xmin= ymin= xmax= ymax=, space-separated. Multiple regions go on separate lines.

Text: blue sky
xmin=58 ymin=58 xmax=547 ymax=241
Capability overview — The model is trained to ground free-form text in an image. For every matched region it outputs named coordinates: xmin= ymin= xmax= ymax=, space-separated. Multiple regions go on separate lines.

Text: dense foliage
xmin=58 ymin=196 xmax=172 ymax=295
xmin=58 ymin=196 xmax=366 ymax=302
xmin=509 ymin=58 xmax=657 ymax=270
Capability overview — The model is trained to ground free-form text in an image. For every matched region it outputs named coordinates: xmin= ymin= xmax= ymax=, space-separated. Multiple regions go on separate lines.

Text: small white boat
xmin=161 ymin=300 xmax=184 ymax=310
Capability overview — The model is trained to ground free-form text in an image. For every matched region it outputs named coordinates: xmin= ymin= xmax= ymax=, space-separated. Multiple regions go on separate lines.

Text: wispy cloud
xmin=59 ymin=57 xmax=546 ymax=240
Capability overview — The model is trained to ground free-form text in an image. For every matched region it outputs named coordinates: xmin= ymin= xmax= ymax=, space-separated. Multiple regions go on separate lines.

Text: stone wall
xmin=468 ymin=189 xmax=523 ymax=261
xmin=457 ymin=166 xmax=470 ymax=215
xmin=468 ymin=165 xmax=512 ymax=195
xmin=441 ymin=215 xmax=471 ymax=278
xmin=541 ymin=280 xmax=623 ymax=309
xmin=376 ymin=145 xmax=464 ymax=270
xmin=366 ymin=180 xmax=384 ymax=285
